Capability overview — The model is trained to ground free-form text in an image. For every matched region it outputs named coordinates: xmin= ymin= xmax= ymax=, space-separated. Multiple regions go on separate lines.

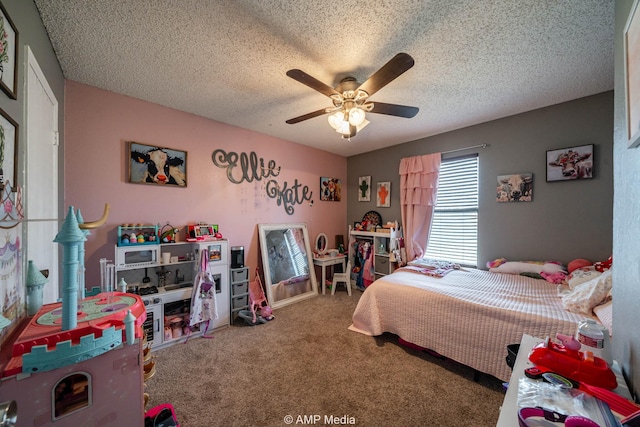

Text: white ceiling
xmin=33 ymin=0 xmax=615 ymax=157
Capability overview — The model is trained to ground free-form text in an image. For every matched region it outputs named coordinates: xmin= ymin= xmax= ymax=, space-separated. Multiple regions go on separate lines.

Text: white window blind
xmin=424 ymin=155 xmax=479 ymax=267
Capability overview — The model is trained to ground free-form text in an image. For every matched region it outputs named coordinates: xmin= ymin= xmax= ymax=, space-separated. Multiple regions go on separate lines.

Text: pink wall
xmin=64 ymin=81 xmax=347 ymax=287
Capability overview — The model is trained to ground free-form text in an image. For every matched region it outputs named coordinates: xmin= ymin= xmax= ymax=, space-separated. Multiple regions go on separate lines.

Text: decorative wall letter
xmin=212 ymin=149 xmax=313 ymax=215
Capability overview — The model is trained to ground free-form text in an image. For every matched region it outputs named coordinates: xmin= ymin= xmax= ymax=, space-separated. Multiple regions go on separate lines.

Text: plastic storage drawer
xmin=231 ymin=294 xmax=249 ymax=309
xmin=231 ymin=281 xmax=248 ymax=296
xmin=230 ymin=268 xmax=249 ymax=283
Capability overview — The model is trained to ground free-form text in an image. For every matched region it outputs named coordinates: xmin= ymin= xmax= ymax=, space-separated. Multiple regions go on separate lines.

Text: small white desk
xmin=313 ymin=254 xmax=346 ymax=295
xmin=496 ymin=334 xmax=632 ymax=426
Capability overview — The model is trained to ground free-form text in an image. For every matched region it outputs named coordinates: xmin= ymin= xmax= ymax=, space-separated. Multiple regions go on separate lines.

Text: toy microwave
xmin=186 ymin=224 xmax=219 ymax=241
xmin=116 ymin=245 xmax=159 ymax=268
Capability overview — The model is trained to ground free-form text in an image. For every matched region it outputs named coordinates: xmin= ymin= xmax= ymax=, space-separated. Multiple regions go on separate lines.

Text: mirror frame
xmin=258 ymin=223 xmax=318 ymax=309
xmin=315 ymin=233 xmax=328 ymax=255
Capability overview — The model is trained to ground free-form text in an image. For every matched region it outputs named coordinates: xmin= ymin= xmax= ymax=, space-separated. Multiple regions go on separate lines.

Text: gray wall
xmin=0 ymin=1 xmax=65 ymax=214
xmin=347 ymin=91 xmax=613 ymax=268
xmin=614 ymin=1 xmax=640 ymax=401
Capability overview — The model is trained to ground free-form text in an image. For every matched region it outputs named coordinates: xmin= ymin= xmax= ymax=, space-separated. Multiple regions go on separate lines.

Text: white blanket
xmin=349 ymin=268 xmax=588 ymax=381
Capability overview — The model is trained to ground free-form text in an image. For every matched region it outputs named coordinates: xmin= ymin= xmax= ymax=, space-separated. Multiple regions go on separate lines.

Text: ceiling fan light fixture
xmin=336 ymin=119 xmax=351 ymax=135
xmin=328 ymin=111 xmax=343 ymax=130
xmin=348 ymin=107 xmax=366 ymax=126
xmin=286 ymin=53 xmax=418 ymax=140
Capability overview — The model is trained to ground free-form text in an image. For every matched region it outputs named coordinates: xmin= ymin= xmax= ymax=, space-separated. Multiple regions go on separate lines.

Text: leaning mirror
xmin=258 ymin=223 xmax=318 ymax=309
xmin=315 ymin=233 xmax=328 ymax=255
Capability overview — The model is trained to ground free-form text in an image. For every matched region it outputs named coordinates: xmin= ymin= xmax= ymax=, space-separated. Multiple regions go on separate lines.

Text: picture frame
xmin=358 ymin=175 xmax=371 ymax=201
xmin=128 ymin=141 xmax=187 ymax=187
xmin=0 ymin=107 xmax=17 ymax=192
xmin=625 ymin=0 xmax=640 ymax=148
xmin=319 ymin=177 xmax=341 ymax=201
xmin=0 ymin=2 xmax=18 ymax=99
xmin=208 ymin=243 xmax=221 ymax=261
xmin=546 ymin=144 xmax=594 ymax=182
xmin=496 ymin=173 xmax=533 ymax=202
xmin=376 ymin=182 xmax=390 ymax=207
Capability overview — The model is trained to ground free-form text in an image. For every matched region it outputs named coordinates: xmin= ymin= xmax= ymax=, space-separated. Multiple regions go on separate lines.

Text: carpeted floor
xmin=145 ymin=291 xmax=506 ymax=426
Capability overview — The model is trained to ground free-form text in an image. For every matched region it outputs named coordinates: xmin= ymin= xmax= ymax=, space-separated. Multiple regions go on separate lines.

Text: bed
xmin=348 ymin=267 xmax=593 ymax=382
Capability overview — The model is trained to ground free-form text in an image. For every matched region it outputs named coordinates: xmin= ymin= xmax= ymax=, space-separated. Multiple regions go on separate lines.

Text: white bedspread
xmin=349 ymin=268 xmax=588 ymax=382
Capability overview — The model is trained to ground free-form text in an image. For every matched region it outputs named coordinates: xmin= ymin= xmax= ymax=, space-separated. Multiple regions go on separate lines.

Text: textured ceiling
xmin=34 ymin=0 xmax=614 ymax=157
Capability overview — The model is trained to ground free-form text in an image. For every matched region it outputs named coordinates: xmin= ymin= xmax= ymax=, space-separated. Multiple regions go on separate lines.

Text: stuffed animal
xmin=486 ymin=257 xmax=507 ymax=269
xmin=260 ymin=305 xmax=274 ymax=321
xmin=594 ymin=256 xmax=612 ymax=272
xmin=567 ymin=258 xmax=592 ymax=273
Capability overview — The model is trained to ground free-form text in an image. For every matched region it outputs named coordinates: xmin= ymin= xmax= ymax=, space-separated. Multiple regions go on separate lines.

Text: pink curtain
xmin=399 ymin=153 xmax=441 ymax=262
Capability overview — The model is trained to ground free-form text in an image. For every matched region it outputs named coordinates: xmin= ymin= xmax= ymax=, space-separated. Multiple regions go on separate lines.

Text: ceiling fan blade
xmin=286 ymin=108 xmax=331 ymax=124
xmin=286 ymin=69 xmax=340 ymax=98
xmin=369 ymin=102 xmax=419 ymax=118
xmin=357 ymin=53 xmax=415 ymax=97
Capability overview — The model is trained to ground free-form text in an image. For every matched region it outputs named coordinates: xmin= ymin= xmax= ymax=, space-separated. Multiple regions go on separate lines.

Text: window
xmin=424 ymin=154 xmax=479 ymax=267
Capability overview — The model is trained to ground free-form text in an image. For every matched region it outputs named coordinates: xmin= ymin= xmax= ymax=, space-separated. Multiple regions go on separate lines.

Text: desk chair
xmin=331 ymin=260 xmax=352 ymax=296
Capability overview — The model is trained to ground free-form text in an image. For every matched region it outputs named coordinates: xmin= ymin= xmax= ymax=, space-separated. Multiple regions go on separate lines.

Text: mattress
xmin=349 ymin=268 xmax=589 ymax=382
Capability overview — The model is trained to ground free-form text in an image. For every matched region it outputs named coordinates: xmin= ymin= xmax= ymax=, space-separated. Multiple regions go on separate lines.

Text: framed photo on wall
xmin=320 ymin=177 xmax=341 ymax=201
xmin=0 ymin=2 xmax=18 ymax=99
xmin=376 ymin=182 xmax=390 ymax=207
xmin=0 ymin=107 xmax=17 ymax=192
xmin=128 ymin=141 xmax=187 ymax=187
xmin=358 ymin=175 xmax=371 ymax=201
xmin=625 ymin=0 xmax=640 ymax=148
xmin=496 ymin=174 xmax=532 ymax=202
xmin=546 ymin=144 xmax=593 ymax=182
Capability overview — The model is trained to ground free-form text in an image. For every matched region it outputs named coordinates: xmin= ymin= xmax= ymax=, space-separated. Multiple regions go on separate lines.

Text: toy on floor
xmin=144 ymin=403 xmax=179 ymax=427
xmin=238 ymin=269 xmax=274 ymax=326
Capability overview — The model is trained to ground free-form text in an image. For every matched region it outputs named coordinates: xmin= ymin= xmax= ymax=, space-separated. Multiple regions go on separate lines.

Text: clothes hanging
xmin=190 ymin=248 xmax=219 ymax=330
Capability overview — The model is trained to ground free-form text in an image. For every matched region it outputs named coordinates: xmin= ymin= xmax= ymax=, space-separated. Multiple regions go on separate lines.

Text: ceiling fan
xmin=285 ymin=53 xmax=419 ymax=139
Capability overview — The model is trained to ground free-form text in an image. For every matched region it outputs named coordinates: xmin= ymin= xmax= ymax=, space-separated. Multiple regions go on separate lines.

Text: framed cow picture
xmin=546 ymin=144 xmax=593 ymax=182
xmin=496 ymin=174 xmax=533 ymax=202
xmin=128 ymin=141 xmax=187 ymax=187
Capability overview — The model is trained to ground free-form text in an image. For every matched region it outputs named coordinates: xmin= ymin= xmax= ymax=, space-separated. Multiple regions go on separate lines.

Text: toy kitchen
xmin=115 ymin=224 xmax=230 ymax=350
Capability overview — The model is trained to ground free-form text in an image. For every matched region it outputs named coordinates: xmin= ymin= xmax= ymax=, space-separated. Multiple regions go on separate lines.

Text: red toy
xmin=528 ymin=334 xmax=617 ymax=390
xmin=594 ymin=256 xmax=612 ymax=273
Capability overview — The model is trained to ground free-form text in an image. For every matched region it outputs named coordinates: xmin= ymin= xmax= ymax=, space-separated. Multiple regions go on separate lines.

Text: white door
xmin=25 ymin=46 xmax=59 ymax=304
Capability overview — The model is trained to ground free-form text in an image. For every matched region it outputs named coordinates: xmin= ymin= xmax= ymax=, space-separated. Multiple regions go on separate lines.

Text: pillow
xmin=489 ymin=261 xmax=566 ymax=275
xmin=593 ymin=299 xmax=613 ymax=336
xmin=567 ymin=266 xmax=601 ymax=290
xmin=561 ymin=269 xmax=612 ymax=316
xmin=567 ymin=258 xmax=592 ymax=273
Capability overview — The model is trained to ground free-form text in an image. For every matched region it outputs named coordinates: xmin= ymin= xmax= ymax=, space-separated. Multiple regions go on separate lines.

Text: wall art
xmin=212 ymin=149 xmax=312 ymax=215
xmin=129 ymin=141 xmax=187 ymax=187
xmin=0 ymin=225 xmax=23 ymax=347
xmin=546 ymin=144 xmax=593 ymax=182
xmin=625 ymin=0 xmax=640 ymax=148
xmin=0 ymin=107 xmax=17 ymax=192
xmin=496 ymin=174 xmax=533 ymax=202
xmin=320 ymin=177 xmax=341 ymax=201
xmin=0 ymin=2 xmax=17 ymax=99
xmin=358 ymin=176 xmax=371 ymax=201
xmin=376 ymin=182 xmax=390 ymax=207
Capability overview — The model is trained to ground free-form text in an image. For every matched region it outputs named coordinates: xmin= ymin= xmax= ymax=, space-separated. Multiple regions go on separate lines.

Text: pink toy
xmin=249 ymin=268 xmax=274 ymax=323
xmin=540 ymin=271 xmax=567 ymax=284
xmin=259 ymin=305 xmax=273 ymax=320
